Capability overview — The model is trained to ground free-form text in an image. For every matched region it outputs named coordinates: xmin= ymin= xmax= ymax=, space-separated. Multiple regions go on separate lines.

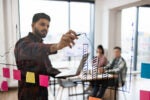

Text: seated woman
xmin=86 ymin=45 xmax=108 ymax=92
xmin=94 ymin=45 xmax=108 ymax=69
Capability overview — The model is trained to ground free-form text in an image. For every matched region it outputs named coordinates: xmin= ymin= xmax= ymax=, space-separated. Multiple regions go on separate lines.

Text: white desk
xmin=69 ymin=74 xmax=116 ymax=100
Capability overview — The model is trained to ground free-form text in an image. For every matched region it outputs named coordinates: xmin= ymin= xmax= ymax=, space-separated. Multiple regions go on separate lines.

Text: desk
xmin=70 ymin=74 xmax=115 ymax=100
xmin=80 ymin=74 xmax=114 ymax=81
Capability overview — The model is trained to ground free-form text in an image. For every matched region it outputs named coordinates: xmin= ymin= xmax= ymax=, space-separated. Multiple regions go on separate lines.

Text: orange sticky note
xmin=3 ymin=68 xmax=10 ymax=78
xmin=1 ymin=81 xmax=8 ymax=91
xmin=39 ymin=75 xmax=49 ymax=87
xmin=26 ymin=72 xmax=35 ymax=83
xmin=13 ymin=69 xmax=21 ymax=80
xmin=89 ymin=96 xmax=101 ymax=100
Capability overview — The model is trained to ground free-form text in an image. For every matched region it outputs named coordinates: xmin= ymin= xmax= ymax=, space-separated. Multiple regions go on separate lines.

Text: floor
xmin=0 ymin=75 xmax=150 ymax=100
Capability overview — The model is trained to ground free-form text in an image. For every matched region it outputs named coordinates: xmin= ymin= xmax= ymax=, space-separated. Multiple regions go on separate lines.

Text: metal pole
xmin=133 ymin=7 xmax=139 ymax=71
xmin=90 ymin=3 xmax=95 ymax=58
xmin=68 ymin=0 xmax=71 ymax=29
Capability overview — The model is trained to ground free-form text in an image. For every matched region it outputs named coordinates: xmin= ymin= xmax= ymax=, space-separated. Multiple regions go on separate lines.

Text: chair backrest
xmin=57 ymin=79 xmax=68 ymax=87
xmin=120 ymin=66 xmax=127 ymax=87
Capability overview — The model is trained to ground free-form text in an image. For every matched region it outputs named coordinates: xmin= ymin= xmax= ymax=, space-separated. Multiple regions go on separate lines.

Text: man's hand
xmin=49 ymin=30 xmax=78 ymax=53
xmin=57 ymin=30 xmax=78 ymax=50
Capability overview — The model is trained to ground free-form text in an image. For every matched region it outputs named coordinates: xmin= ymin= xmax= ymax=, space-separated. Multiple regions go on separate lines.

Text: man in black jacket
xmin=14 ymin=13 xmax=78 ymax=100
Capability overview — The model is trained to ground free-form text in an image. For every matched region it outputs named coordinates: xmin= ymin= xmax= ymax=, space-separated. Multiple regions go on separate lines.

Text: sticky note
xmin=3 ymin=67 xmax=10 ymax=78
xmin=140 ymin=90 xmax=150 ymax=100
xmin=26 ymin=72 xmax=35 ymax=83
xmin=141 ymin=63 xmax=150 ymax=79
xmin=1 ymin=81 xmax=8 ymax=91
xmin=39 ymin=75 xmax=49 ymax=87
xmin=89 ymin=96 xmax=101 ymax=100
xmin=13 ymin=69 xmax=21 ymax=80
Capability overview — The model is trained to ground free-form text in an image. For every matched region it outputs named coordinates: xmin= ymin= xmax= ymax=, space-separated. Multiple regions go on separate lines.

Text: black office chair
xmin=120 ymin=66 xmax=127 ymax=100
xmin=109 ymin=66 xmax=128 ymax=100
xmin=57 ymin=79 xmax=78 ymax=100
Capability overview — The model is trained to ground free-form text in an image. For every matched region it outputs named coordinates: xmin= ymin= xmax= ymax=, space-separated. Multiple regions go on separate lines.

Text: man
xmin=14 ymin=13 xmax=78 ymax=100
xmin=91 ymin=47 xmax=127 ymax=99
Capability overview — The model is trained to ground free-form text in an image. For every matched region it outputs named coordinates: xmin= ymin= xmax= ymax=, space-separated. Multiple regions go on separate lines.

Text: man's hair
xmin=97 ymin=45 xmax=104 ymax=54
xmin=32 ymin=13 xmax=51 ymax=23
xmin=114 ymin=46 xmax=121 ymax=52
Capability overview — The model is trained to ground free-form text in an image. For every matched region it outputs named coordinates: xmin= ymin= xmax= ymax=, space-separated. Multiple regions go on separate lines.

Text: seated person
xmin=86 ymin=45 xmax=108 ymax=92
xmin=93 ymin=45 xmax=108 ymax=70
xmin=90 ymin=46 xmax=127 ymax=99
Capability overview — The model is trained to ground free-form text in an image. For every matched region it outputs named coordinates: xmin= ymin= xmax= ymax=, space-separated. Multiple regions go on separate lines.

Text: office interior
xmin=0 ymin=0 xmax=150 ymax=100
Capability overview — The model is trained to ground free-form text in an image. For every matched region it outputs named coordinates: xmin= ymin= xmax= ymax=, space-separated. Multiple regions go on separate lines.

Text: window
xmin=19 ymin=0 xmax=94 ymax=68
xmin=121 ymin=7 xmax=136 ymax=70
xmin=137 ymin=7 xmax=150 ymax=70
xmin=122 ymin=6 xmax=150 ymax=71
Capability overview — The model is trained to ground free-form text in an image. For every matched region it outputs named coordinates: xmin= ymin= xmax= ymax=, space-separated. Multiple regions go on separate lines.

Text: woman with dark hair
xmin=86 ymin=45 xmax=108 ymax=94
xmin=96 ymin=45 xmax=108 ymax=68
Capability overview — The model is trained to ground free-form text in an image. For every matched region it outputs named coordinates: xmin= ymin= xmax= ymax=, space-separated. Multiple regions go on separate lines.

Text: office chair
xmin=57 ymin=79 xmax=78 ymax=100
xmin=110 ymin=66 xmax=127 ymax=100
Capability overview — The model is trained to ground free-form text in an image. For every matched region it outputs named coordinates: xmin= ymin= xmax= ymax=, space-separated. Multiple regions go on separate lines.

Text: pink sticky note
xmin=3 ymin=68 xmax=10 ymax=78
xmin=140 ymin=90 xmax=150 ymax=100
xmin=39 ymin=75 xmax=49 ymax=87
xmin=13 ymin=69 xmax=21 ymax=80
xmin=1 ymin=81 xmax=8 ymax=91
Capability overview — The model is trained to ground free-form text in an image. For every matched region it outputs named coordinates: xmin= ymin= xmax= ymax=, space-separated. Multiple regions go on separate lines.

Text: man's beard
xmin=34 ymin=27 xmax=47 ymax=38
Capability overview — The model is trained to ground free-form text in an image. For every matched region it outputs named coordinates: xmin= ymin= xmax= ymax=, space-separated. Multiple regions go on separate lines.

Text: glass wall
xmin=121 ymin=7 xmax=136 ymax=70
xmin=137 ymin=7 xmax=150 ymax=70
xmin=121 ymin=6 xmax=150 ymax=71
xmin=19 ymin=0 xmax=94 ymax=68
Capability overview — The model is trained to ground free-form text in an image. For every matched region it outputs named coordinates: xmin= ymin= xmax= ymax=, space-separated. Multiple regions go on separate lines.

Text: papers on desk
xmin=56 ymin=68 xmax=77 ymax=77
xmin=80 ymin=74 xmax=113 ymax=80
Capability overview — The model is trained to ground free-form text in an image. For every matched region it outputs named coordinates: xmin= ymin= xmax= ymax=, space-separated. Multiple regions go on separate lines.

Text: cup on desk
xmin=98 ymin=67 xmax=104 ymax=74
xmin=88 ymin=70 xmax=92 ymax=75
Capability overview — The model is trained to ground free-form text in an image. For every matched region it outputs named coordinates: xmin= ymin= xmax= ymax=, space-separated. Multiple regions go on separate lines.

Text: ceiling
xmin=46 ymin=0 xmax=95 ymax=3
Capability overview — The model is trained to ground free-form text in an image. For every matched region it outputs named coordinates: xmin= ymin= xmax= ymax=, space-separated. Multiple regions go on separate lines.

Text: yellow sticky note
xmin=26 ymin=72 xmax=35 ymax=83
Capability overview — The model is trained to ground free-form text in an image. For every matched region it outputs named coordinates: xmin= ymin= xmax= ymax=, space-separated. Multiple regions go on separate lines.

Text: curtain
xmin=0 ymin=0 xmax=19 ymax=87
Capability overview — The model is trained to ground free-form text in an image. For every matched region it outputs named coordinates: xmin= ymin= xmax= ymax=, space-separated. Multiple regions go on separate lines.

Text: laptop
xmin=55 ymin=53 xmax=89 ymax=78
